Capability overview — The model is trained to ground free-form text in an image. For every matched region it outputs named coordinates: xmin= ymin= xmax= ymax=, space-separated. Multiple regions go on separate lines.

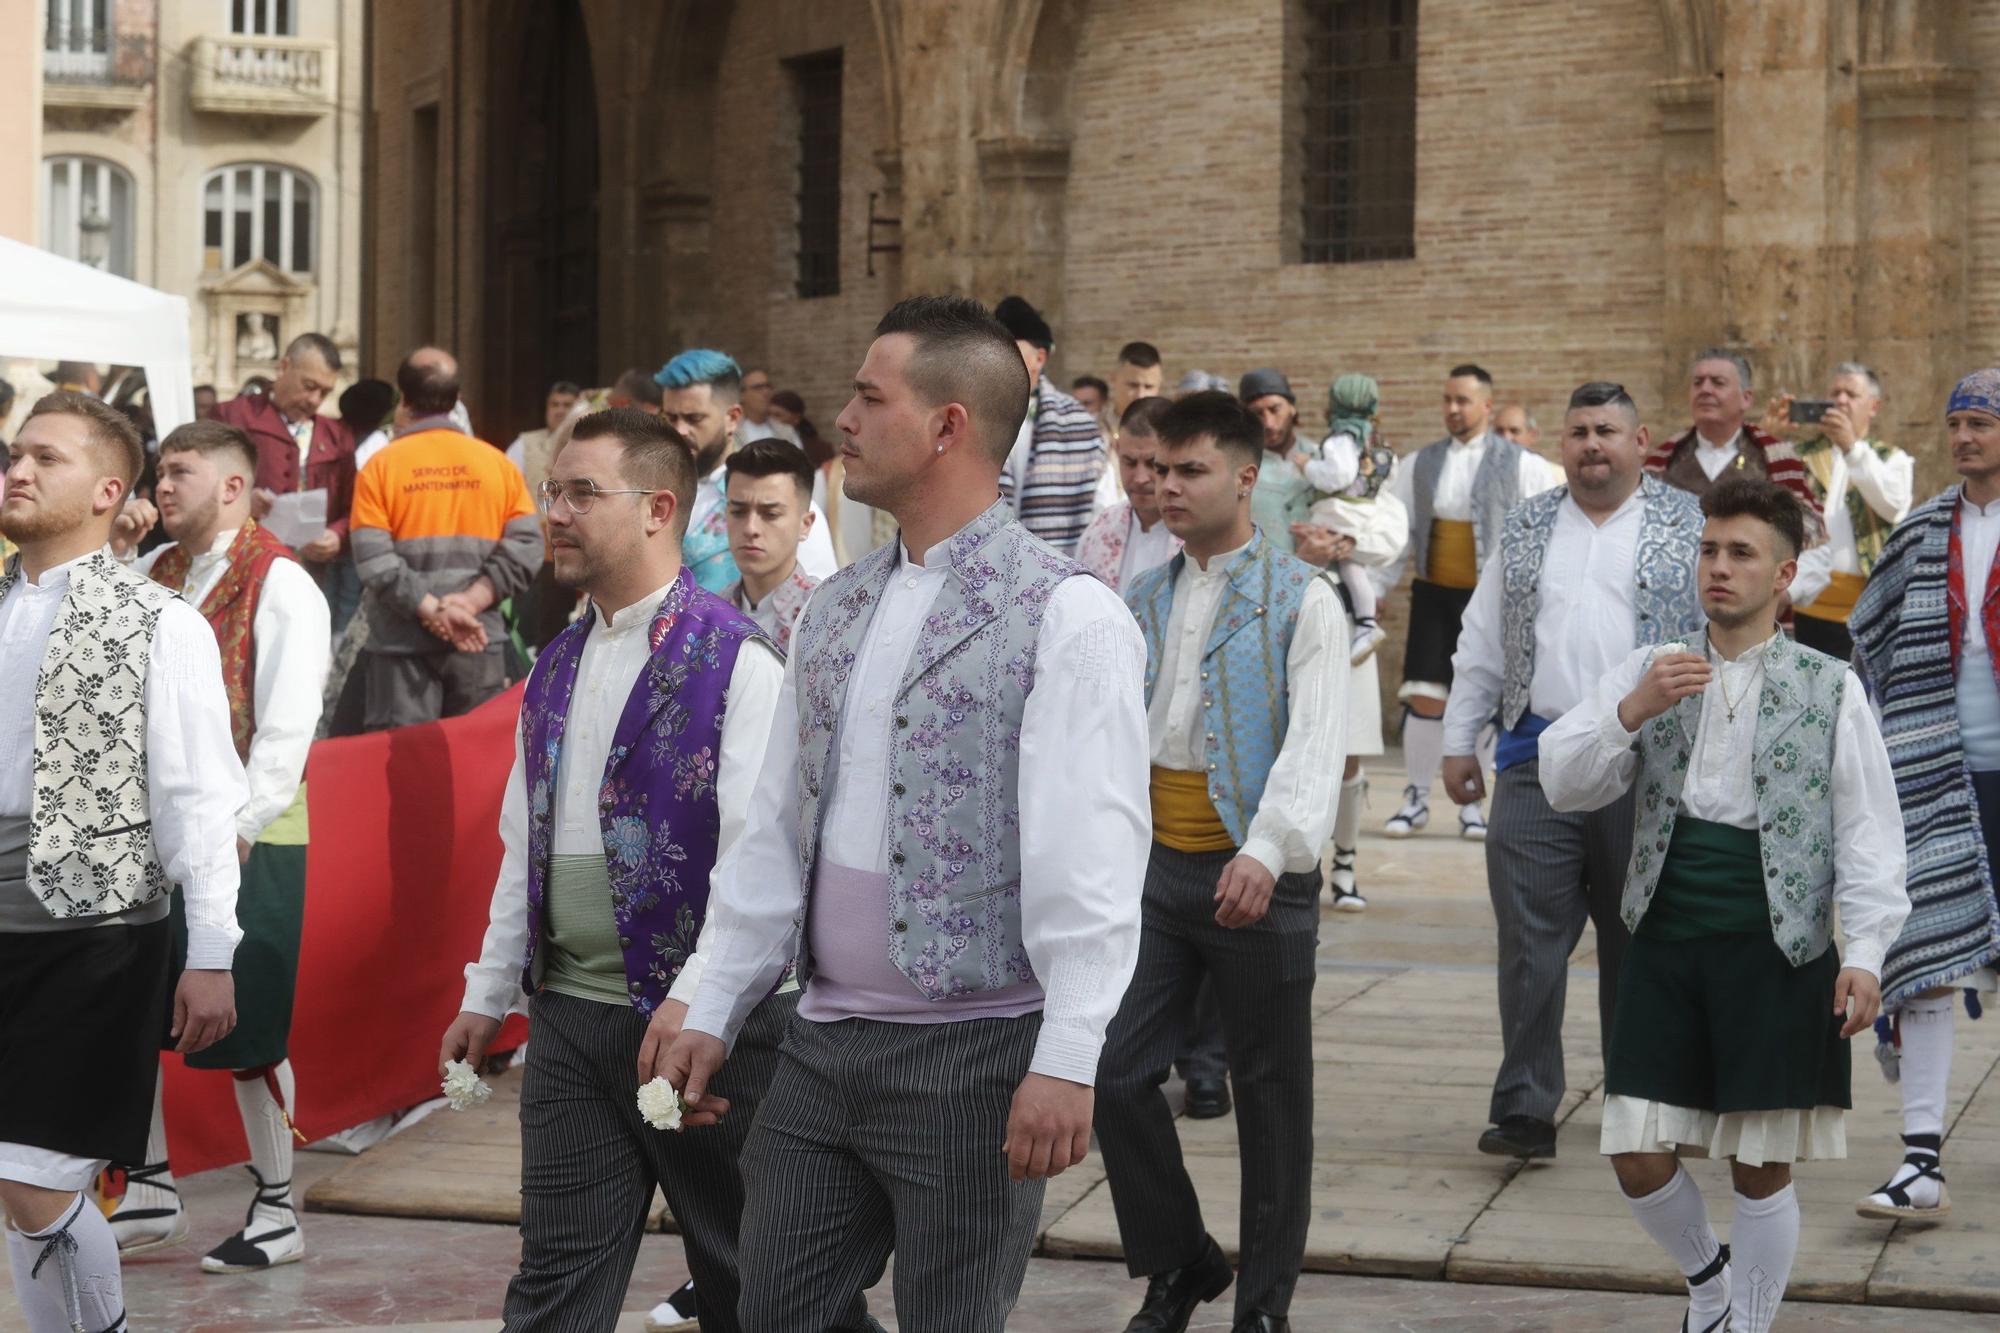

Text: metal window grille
xmin=789 ymin=51 xmax=843 ymax=299
xmin=1300 ymin=0 xmax=1417 ymax=264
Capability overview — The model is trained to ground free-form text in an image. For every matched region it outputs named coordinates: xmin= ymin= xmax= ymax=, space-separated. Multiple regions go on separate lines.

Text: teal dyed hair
xmin=655 ymin=349 xmax=743 ymax=398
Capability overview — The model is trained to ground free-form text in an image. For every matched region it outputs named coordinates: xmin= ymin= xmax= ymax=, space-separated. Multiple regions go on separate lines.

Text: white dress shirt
xmin=738 ymin=418 xmax=803 ymax=448
xmin=684 ymin=534 xmax=1152 ymax=1085
xmin=1957 ymin=491 xmax=2000 ymax=771
xmin=1146 ymin=539 xmax=1351 ymax=878
xmin=1539 ymin=633 xmax=1909 ymax=978
xmin=0 ymin=549 xmax=245 ymax=967
xmin=459 ymin=578 xmax=785 ymax=1020
xmin=1387 ymin=430 xmax=1560 ymax=522
xmin=1809 ymin=440 xmax=1917 ymax=580
xmin=1443 ymin=489 xmax=1645 ymax=755
xmin=354 ymin=428 xmax=391 ymax=471
xmin=1119 ymin=510 xmax=1179 ymax=589
xmin=1694 ymin=429 xmax=1742 ymax=480
xmin=135 ymin=532 xmax=332 ymax=843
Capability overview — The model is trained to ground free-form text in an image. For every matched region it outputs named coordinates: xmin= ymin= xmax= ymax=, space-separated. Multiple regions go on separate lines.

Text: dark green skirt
xmin=1605 ymin=818 xmax=1848 ymax=1113
xmin=169 ymin=842 xmax=308 ymax=1071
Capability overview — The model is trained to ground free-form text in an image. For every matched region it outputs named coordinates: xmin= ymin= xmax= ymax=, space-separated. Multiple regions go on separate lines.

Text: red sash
xmin=150 ymin=521 xmax=297 ymax=761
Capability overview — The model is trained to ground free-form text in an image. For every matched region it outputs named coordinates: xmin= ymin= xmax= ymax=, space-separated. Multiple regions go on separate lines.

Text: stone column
xmin=1854 ymin=7 xmax=1973 ymax=488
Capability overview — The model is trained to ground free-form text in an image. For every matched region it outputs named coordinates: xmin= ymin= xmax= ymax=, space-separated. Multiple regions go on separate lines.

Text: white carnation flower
xmin=1656 ymin=641 xmax=1688 ymax=657
xmin=637 ymin=1077 xmax=684 ymax=1132
xmin=442 ymin=1059 xmax=493 ymax=1112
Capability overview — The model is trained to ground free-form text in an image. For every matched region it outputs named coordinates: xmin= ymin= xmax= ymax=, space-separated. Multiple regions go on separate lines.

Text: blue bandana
xmin=1947 ymin=367 xmax=2000 ymax=420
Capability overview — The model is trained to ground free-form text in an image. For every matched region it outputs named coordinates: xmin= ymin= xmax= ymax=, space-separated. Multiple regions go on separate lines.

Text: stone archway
xmin=482 ymin=0 xmax=600 ymax=442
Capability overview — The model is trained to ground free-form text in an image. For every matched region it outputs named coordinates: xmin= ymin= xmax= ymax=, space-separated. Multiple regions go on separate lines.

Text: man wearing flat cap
xmin=993 ymin=295 xmax=1107 ymax=554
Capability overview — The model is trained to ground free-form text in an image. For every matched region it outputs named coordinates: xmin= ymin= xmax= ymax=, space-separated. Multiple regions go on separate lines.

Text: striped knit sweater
xmin=1850 ymin=486 xmax=2000 ymax=1010
xmin=1645 ymin=423 xmax=1828 ymax=545
xmin=1000 ymin=377 xmax=1106 ymax=555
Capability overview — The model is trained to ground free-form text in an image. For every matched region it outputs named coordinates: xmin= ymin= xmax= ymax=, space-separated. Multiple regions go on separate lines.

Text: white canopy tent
xmin=0 ymin=234 xmax=194 ymax=436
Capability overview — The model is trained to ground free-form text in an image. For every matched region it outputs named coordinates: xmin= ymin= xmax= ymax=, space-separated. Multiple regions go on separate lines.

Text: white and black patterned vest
xmin=0 ymin=550 xmax=171 ymax=916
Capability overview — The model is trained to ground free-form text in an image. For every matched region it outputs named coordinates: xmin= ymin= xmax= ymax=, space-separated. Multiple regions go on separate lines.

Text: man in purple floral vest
xmin=438 ymin=409 xmax=865 ymax=1333
xmin=665 ymin=297 xmax=1152 ymax=1332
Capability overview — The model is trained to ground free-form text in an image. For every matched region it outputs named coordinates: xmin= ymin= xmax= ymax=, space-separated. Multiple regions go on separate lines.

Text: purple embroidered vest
xmin=518 ymin=568 xmax=766 ymax=1016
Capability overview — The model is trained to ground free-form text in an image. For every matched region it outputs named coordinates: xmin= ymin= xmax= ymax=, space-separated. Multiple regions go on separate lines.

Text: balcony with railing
xmin=43 ymin=30 xmax=151 ymax=112
xmin=189 ymin=34 xmax=338 ymax=117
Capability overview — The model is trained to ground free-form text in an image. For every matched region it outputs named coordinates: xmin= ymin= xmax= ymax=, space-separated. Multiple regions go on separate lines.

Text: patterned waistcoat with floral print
xmin=1124 ymin=528 xmax=1322 ymax=846
xmin=788 ymin=501 xmax=1083 ymax=1000
xmin=1623 ymin=634 xmax=1846 ymax=965
xmin=1 ymin=550 xmax=173 ymax=917
xmin=1499 ymin=476 xmax=1705 ymax=729
xmin=519 ymin=568 xmax=767 ymax=1017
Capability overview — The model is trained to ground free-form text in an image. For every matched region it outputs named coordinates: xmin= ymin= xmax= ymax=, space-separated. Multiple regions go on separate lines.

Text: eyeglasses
xmin=538 ymin=478 xmax=655 ymax=514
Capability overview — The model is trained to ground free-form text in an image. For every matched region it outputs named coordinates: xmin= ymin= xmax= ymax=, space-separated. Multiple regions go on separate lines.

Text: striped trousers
xmin=1486 ymin=762 xmax=1633 ymax=1124
xmin=1094 ymin=843 xmax=1321 ymax=1321
xmin=501 ymin=988 xmax=828 ymax=1333
xmin=736 ymin=1011 xmax=1044 ymax=1333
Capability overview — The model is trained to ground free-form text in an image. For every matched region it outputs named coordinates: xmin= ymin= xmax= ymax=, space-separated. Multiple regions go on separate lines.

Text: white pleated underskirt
xmin=1599 ymin=1094 xmax=1846 ymax=1166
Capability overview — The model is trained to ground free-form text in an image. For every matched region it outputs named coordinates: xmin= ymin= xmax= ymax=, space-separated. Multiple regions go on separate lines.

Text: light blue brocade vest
xmin=1498 ymin=476 xmax=1706 ymax=729
xmin=1624 ymin=635 xmax=1846 ymax=967
xmin=1125 ymin=528 xmax=1325 ymax=847
xmin=788 ymin=501 xmax=1085 ymax=1001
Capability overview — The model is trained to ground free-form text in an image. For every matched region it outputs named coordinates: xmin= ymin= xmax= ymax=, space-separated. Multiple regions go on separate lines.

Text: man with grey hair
xmin=1761 ymin=363 xmax=1916 ymax=660
xmin=1494 ymin=403 xmax=1540 ymax=451
xmin=1645 ymin=347 xmax=1824 ymax=524
xmin=214 ymin=331 xmax=357 ymax=581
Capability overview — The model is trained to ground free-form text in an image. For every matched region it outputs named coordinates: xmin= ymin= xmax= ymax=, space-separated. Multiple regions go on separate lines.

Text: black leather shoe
xmin=1184 ymin=1077 xmax=1233 ymax=1120
xmin=1478 ymin=1114 xmax=1557 ymax=1159
xmin=1122 ymin=1234 xmax=1233 ymax=1332
xmin=1232 ymin=1317 xmax=1290 ymax=1333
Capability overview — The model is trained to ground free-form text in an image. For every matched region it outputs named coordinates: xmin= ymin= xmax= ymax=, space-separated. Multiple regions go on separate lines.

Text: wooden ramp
xmin=303 ymin=810 xmax=2000 ymax=1312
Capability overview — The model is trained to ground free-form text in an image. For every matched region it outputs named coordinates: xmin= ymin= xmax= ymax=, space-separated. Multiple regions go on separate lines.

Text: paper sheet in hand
xmin=265 ymin=489 xmax=328 ymax=547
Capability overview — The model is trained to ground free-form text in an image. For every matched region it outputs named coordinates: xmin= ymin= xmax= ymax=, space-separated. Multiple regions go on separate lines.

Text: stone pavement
xmin=8 ymin=757 xmax=1999 ymax=1331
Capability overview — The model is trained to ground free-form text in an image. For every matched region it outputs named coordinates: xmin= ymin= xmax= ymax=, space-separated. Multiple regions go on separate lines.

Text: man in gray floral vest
xmin=667 ymin=296 xmax=1151 ymax=1332
xmin=1441 ymin=382 xmax=1704 ymax=1162
xmin=1540 ymin=476 xmax=1910 ymax=1333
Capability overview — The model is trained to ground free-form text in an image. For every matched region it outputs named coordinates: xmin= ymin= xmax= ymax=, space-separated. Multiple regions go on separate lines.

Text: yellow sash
xmin=1796 ymin=570 xmax=1865 ymax=624
xmin=1150 ymin=766 xmax=1237 ymax=853
xmin=1427 ymin=519 xmax=1478 ymax=590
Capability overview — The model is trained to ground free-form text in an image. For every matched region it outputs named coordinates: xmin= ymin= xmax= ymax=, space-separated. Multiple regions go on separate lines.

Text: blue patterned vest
xmin=1408 ymin=432 xmax=1527 ymax=580
xmin=1624 ymin=635 xmax=1846 ymax=966
xmin=789 ymin=501 xmax=1085 ymax=1000
xmin=1498 ymin=476 xmax=1705 ymax=728
xmin=1124 ymin=528 xmax=1324 ymax=846
xmin=518 ymin=569 xmax=767 ymax=1017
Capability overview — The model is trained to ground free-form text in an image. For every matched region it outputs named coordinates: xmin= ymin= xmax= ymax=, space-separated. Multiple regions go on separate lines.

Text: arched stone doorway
xmin=483 ymin=0 xmax=599 ymax=442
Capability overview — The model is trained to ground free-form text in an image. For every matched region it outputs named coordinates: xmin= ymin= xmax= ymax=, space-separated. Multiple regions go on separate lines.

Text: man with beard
xmin=113 ymin=421 xmax=330 ymax=1272
xmin=440 ymin=409 xmax=869 ymax=1333
xmin=664 ymin=296 xmax=1149 ymax=1331
xmin=0 ymin=392 xmax=243 ymax=1333
xmin=655 ymin=349 xmax=836 ymax=593
xmin=1440 ymin=383 xmax=1703 ymax=1161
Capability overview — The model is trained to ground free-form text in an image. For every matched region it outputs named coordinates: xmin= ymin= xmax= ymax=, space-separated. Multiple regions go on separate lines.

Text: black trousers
xmin=1094 ymin=843 xmax=1320 ymax=1321
xmin=1791 ymin=612 xmax=1854 ymax=663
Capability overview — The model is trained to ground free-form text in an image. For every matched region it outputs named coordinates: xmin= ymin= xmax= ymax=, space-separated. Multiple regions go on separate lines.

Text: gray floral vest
xmin=1624 ymin=635 xmax=1846 ymax=965
xmin=1499 ymin=476 xmax=1705 ymax=728
xmin=1408 ymin=431 xmax=1526 ymax=580
xmin=789 ymin=501 xmax=1084 ymax=1000
xmin=0 ymin=550 xmax=171 ymax=917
